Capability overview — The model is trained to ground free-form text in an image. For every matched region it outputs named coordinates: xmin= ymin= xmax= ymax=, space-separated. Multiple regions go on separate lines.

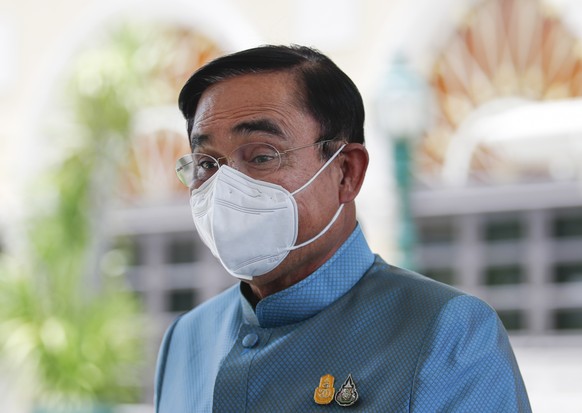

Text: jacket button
xmin=242 ymin=333 xmax=259 ymax=348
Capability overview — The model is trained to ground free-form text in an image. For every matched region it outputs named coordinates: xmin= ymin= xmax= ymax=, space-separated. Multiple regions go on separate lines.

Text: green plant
xmin=0 ymin=21 xmax=186 ymax=410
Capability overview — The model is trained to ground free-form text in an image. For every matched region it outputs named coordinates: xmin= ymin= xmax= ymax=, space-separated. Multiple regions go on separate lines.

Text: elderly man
xmin=155 ymin=45 xmax=531 ymax=412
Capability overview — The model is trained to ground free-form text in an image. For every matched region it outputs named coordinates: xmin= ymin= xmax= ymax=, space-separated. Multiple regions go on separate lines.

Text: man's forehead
xmin=189 ymin=73 xmax=308 ymax=147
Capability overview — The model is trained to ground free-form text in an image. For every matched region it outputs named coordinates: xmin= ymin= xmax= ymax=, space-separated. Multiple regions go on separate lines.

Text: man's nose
xmin=220 ymin=156 xmax=239 ymax=171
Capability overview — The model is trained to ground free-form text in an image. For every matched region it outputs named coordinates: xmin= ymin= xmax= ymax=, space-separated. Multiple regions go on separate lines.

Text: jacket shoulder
xmin=363 ymin=256 xmax=467 ymax=309
xmin=176 ymin=283 xmax=240 ymax=329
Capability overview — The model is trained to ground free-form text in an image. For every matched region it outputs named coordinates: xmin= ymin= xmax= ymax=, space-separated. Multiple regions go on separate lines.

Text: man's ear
xmin=338 ymin=143 xmax=369 ymax=204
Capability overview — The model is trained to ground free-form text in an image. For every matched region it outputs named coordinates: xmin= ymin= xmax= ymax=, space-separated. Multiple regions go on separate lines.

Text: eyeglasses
xmin=176 ymin=140 xmax=335 ymax=189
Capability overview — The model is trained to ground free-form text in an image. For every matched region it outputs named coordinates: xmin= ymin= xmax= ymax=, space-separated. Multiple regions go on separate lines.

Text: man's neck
xmin=245 ymin=218 xmax=357 ymax=300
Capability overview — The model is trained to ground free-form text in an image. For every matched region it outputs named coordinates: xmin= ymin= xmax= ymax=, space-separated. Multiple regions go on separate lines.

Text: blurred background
xmin=1 ymin=0 xmax=582 ymax=411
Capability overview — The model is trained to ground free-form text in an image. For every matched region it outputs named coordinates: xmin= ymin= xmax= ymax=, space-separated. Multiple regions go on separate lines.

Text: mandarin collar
xmin=240 ymin=225 xmax=375 ymax=328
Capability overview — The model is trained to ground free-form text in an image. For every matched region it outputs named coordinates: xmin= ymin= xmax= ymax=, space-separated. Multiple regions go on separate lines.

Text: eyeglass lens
xmin=176 ymin=142 xmax=283 ymax=188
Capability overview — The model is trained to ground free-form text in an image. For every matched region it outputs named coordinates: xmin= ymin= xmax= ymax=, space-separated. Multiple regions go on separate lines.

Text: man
xmin=155 ymin=45 xmax=531 ymax=412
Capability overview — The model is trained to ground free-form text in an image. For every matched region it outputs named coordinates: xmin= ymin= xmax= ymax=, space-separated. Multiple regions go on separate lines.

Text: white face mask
xmin=189 ymin=144 xmax=346 ymax=280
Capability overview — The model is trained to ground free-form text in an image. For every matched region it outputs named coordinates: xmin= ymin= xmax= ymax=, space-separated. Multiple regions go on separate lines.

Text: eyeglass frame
xmin=175 ymin=139 xmax=340 ymax=189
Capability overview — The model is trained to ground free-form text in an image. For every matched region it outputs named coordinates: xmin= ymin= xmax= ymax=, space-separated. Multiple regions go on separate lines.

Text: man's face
xmin=190 ymin=71 xmax=344 ymax=288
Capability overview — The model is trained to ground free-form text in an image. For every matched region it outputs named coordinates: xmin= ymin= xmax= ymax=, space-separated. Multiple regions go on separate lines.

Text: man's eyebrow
xmin=189 ymin=119 xmax=284 ymax=148
xmin=190 ymin=133 xmax=209 ymax=148
xmin=232 ymin=119 xmax=284 ymax=137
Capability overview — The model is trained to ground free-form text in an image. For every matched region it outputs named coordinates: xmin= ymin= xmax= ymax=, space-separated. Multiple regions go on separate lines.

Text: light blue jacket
xmin=155 ymin=227 xmax=530 ymax=412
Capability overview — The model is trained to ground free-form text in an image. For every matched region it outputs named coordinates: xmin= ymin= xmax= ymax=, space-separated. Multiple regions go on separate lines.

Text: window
xmin=417 ymin=217 xmax=455 ymax=245
xmin=113 ymin=236 xmax=142 ymax=266
xmin=168 ymin=289 xmax=198 ymax=313
xmin=484 ymin=265 xmax=523 ymax=285
xmin=484 ymin=215 xmax=523 ymax=242
xmin=423 ymin=268 xmax=455 ymax=285
xmin=167 ymin=237 xmax=198 ymax=264
xmin=497 ymin=310 xmax=524 ymax=331
xmin=553 ymin=209 xmax=582 ymax=238
xmin=555 ymin=263 xmax=582 ymax=283
xmin=554 ymin=309 xmax=582 ymax=330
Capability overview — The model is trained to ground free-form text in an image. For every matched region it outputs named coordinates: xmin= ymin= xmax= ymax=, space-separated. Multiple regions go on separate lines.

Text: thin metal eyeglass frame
xmin=176 ymin=139 xmax=337 ymax=188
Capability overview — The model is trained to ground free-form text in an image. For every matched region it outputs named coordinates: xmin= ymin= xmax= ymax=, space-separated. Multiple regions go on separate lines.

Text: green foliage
xmin=0 ymin=21 xmax=180 ymax=409
xmin=0 ymin=257 xmax=142 ymax=406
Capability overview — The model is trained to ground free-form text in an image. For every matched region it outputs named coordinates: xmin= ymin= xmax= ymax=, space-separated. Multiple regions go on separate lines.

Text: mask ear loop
xmin=286 ymin=204 xmax=344 ymax=251
xmin=291 ymin=144 xmax=346 ymax=196
xmin=283 ymin=143 xmax=347 ymax=252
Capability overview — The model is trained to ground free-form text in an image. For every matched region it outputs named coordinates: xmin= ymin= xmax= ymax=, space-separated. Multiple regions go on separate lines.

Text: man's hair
xmin=178 ymin=45 xmax=365 ymax=156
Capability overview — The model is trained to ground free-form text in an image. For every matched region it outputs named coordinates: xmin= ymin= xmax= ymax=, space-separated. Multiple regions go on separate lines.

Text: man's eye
xmin=198 ymin=160 xmax=218 ymax=170
xmin=249 ymin=154 xmax=277 ymax=164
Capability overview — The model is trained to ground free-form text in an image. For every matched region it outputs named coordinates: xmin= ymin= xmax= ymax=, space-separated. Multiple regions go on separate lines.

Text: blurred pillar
xmin=376 ymin=54 xmax=428 ymax=270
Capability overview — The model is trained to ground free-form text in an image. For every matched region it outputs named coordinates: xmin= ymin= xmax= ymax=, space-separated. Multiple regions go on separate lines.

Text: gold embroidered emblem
xmin=314 ymin=374 xmax=335 ymax=405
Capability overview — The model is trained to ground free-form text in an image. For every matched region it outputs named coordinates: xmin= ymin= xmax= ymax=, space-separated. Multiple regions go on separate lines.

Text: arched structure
xmin=370 ymin=0 xmax=582 ymax=187
xmin=24 ymin=0 xmax=261 ymax=186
